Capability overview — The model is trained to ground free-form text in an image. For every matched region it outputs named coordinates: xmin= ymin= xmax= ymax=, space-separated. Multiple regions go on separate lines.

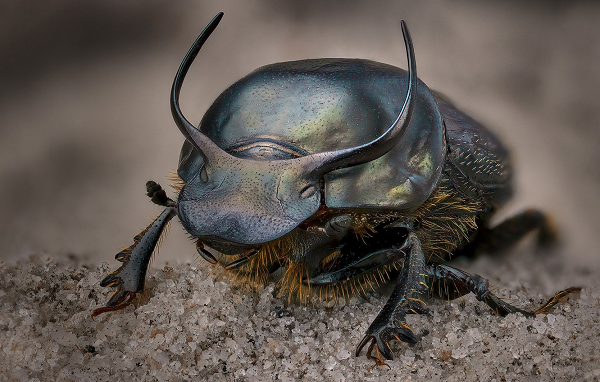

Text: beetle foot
xmin=356 ymin=233 xmax=429 ymax=360
xmin=91 ymin=289 xmax=137 ymax=317
xmin=92 ymin=253 xmax=142 ymax=318
xmin=533 ymin=287 xmax=581 ymax=315
xmin=356 ymin=307 xmax=421 ymax=360
xmin=365 ymin=341 xmax=392 ymax=369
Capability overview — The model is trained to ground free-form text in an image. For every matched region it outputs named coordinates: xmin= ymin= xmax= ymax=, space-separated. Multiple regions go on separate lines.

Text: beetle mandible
xmin=93 ymin=12 xmax=578 ymax=361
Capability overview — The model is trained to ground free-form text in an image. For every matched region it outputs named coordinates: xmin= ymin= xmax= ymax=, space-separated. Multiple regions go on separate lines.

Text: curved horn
xmin=171 ymin=12 xmax=228 ymax=163
xmin=302 ymin=20 xmax=417 ymax=176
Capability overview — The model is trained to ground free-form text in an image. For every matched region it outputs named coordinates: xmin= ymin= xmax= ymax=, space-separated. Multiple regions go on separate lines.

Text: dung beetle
xmin=93 ymin=12 xmax=579 ymax=362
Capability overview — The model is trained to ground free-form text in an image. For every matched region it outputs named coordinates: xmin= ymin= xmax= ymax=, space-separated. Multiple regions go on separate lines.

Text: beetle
xmin=93 ymin=12 xmax=578 ymax=362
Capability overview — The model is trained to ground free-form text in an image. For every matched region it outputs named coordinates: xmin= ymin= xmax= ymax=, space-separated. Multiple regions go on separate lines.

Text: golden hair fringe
xmin=168 ymin=171 xmax=185 ymax=193
xmin=192 ymin=174 xmax=482 ymax=305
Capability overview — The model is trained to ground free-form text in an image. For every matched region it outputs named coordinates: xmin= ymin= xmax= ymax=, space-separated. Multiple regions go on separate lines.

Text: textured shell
xmin=178 ymin=59 xmax=446 ymax=211
xmin=435 ymin=94 xmax=513 ymax=207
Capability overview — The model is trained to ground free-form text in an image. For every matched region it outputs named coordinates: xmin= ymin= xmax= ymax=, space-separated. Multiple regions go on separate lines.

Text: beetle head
xmin=177 ymin=150 xmax=323 ymax=245
xmin=172 ymin=13 xmax=416 ymax=246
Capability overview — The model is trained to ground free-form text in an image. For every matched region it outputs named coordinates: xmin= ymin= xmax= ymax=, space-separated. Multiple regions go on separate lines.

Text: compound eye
xmin=299 ymin=184 xmax=317 ymax=199
xmin=199 ymin=166 xmax=208 ymax=182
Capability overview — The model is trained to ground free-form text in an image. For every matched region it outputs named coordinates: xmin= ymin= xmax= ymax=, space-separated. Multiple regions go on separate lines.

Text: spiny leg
xmin=459 ymin=209 xmax=558 ymax=258
xmin=427 ymin=263 xmax=533 ymax=316
xmin=307 ymin=222 xmax=408 ymax=286
xmin=92 ymin=181 xmax=177 ymax=317
xmin=426 ymin=263 xmax=580 ymax=316
xmin=355 ymin=233 xmax=429 ymax=361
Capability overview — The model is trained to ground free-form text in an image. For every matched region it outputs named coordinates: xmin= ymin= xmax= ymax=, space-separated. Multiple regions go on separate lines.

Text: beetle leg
xmin=307 ymin=226 xmax=408 ymax=285
xmin=355 ymin=233 xmax=429 ymax=360
xmin=459 ymin=209 xmax=558 ymax=258
xmin=92 ymin=206 xmax=177 ymax=317
xmin=224 ymin=248 xmax=260 ymax=270
xmin=293 ymin=215 xmax=353 ymax=274
xmin=426 ymin=263 xmax=580 ymax=316
xmin=196 ymin=241 xmax=218 ymax=264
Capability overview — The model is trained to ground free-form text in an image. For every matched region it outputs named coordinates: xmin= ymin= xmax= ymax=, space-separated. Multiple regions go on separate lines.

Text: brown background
xmin=1 ymin=1 xmax=598 ymax=271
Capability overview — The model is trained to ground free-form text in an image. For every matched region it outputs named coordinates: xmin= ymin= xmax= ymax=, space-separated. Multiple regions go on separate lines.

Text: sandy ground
xmin=1 ymin=245 xmax=598 ymax=381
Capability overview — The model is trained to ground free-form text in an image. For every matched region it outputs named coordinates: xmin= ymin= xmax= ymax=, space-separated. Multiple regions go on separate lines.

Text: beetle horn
xmin=170 ymin=12 xmax=228 ymax=163
xmin=302 ymin=20 xmax=417 ymax=176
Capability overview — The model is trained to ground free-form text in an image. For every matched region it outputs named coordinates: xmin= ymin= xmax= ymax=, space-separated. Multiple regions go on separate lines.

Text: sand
xmin=1 ymin=247 xmax=598 ymax=382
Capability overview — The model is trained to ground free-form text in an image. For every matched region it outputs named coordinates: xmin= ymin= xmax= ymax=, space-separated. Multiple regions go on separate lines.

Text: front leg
xmin=92 ymin=206 xmax=176 ymax=317
xmin=93 ymin=181 xmax=178 ymax=317
xmin=92 ymin=181 xmax=178 ymax=317
xmin=355 ymin=233 xmax=429 ymax=360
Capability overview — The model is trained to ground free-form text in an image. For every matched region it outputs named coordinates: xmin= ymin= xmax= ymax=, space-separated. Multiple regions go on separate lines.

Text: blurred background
xmin=0 ymin=0 xmax=598 ymax=272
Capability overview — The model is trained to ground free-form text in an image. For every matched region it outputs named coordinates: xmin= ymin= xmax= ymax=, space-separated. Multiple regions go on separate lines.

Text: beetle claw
xmin=92 ymin=271 xmax=138 ymax=318
xmin=93 ymin=272 xmax=139 ymax=317
xmin=364 ymin=340 xmax=392 ymax=369
xmin=356 ymin=315 xmax=418 ymax=361
xmin=357 ymin=334 xmax=393 ymax=361
xmin=106 ymin=283 xmax=127 ymax=306
xmin=92 ymin=288 xmax=137 ymax=318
